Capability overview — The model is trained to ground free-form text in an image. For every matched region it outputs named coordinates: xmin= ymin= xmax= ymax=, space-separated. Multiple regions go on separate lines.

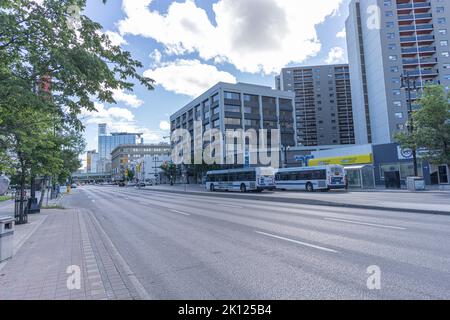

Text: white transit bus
xmin=205 ymin=167 xmax=276 ymax=193
xmin=275 ymin=165 xmax=346 ymax=192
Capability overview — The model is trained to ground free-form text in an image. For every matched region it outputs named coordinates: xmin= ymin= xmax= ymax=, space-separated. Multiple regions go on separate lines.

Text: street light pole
xmin=401 ymin=73 xmax=419 ymax=177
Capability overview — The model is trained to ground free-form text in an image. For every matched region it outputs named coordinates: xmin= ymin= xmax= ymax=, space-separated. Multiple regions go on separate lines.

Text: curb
xmin=142 ymin=187 xmax=450 ymax=216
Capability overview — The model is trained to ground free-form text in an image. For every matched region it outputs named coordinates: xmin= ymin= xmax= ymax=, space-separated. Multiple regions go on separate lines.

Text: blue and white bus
xmin=275 ymin=165 xmax=346 ymax=192
xmin=205 ymin=167 xmax=276 ymax=193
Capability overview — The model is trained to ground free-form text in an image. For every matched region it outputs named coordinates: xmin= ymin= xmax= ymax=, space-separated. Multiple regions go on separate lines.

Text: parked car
xmin=70 ymin=183 xmax=78 ymax=189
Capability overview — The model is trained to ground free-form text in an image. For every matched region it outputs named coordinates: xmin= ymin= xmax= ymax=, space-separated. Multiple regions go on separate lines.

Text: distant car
xmin=137 ymin=182 xmax=146 ymax=188
xmin=71 ymin=183 xmax=77 ymax=189
xmin=118 ymin=182 xmax=126 ymax=187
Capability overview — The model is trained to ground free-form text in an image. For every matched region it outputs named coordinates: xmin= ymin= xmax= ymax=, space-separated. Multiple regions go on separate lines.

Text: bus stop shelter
xmin=345 ymin=165 xmax=375 ymax=189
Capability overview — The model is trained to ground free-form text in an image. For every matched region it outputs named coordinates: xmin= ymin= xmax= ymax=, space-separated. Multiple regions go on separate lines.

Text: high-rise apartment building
xmin=276 ymin=64 xmax=355 ymax=146
xmin=346 ymin=0 xmax=450 ymax=145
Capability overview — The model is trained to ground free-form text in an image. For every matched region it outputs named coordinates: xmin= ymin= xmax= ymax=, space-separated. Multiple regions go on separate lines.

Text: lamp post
xmin=281 ymin=146 xmax=291 ymax=168
xmin=400 ymin=73 xmax=419 ymax=177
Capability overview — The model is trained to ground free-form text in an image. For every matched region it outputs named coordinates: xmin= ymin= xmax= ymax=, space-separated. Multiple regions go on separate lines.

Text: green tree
xmin=1 ymin=0 xmax=154 ymax=127
xmin=126 ymin=169 xmax=135 ymax=182
xmin=160 ymin=162 xmax=177 ymax=185
xmin=0 ymin=0 xmax=155 ymax=220
xmin=396 ymin=85 xmax=450 ymax=168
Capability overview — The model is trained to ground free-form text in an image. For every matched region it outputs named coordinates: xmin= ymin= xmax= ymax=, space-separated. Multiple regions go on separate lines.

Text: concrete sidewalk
xmin=0 ymin=208 xmax=142 ymax=300
xmin=140 ymin=184 xmax=450 ymax=215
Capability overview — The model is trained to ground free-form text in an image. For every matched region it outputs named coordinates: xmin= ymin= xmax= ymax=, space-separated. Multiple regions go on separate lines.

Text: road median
xmin=141 ymin=187 xmax=450 ymax=216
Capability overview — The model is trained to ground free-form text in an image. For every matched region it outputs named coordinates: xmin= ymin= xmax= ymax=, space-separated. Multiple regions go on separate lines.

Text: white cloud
xmin=118 ymin=0 xmax=344 ymax=74
xmin=159 ymin=121 xmax=171 ymax=131
xmin=104 ymin=31 xmax=128 ymax=46
xmin=81 ymin=103 xmax=134 ymax=124
xmin=336 ymin=27 xmax=346 ymax=38
xmin=325 ymin=47 xmax=346 ymax=64
xmin=143 ymin=59 xmax=236 ymax=97
xmin=112 ymin=89 xmax=144 ymax=108
xmin=81 ymin=103 xmax=165 ymax=143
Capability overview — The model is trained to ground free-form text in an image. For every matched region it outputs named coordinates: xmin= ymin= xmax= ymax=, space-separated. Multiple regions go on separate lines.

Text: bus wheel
xmin=306 ymin=182 xmax=314 ymax=192
xmin=210 ymin=184 xmax=215 ymax=192
xmin=240 ymin=184 xmax=247 ymax=193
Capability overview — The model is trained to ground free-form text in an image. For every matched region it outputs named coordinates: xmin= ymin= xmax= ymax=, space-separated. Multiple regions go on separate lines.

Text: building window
xmin=225 ymin=118 xmax=241 ymax=126
xmin=224 ymin=104 xmax=241 ymax=113
xmin=224 ymin=91 xmax=240 ymax=100
xmin=212 ymin=94 xmax=220 ymax=104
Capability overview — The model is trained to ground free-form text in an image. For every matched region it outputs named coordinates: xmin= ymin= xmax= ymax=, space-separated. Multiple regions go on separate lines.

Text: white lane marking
xmin=91 ymin=200 xmax=96 ymax=203
xmin=255 ymin=231 xmax=338 ymax=253
xmin=170 ymin=209 xmax=191 ymax=216
xmin=217 ymin=203 xmax=244 ymax=209
xmin=324 ymin=218 xmax=407 ymax=230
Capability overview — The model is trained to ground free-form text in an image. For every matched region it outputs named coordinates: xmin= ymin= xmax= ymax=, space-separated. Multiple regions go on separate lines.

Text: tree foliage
xmin=0 ymin=0 xmax=154 ymax=214
xmin=396 ymin=85 xmax=450 ymax=166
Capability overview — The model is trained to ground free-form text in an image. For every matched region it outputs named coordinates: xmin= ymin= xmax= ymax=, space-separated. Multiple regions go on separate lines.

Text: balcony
xmin=400 ymin=35 xmax=434 ymax=43
xmin=397 ymin=2 xmax=431 ymax=10
xmin=399 ymin=24 xmax=433 ymax=32
xmin=403 ymin=68 xmax=439 ymax=77
xmin=397 ymin=13 xmax=432 ymax=21
xmin=401 ymin=46 xmax=436 ymax=54
xmin=402 ymin=57 xmax=438 ymax=65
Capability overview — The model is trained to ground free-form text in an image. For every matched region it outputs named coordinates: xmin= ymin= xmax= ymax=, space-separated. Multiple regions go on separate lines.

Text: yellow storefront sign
xmin=309 ymin=154 xmax=373 ymax=167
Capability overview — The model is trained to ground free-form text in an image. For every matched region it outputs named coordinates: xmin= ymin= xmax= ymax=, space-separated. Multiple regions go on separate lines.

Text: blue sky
xmin=80 ymin=0 xmax=351 ymax=164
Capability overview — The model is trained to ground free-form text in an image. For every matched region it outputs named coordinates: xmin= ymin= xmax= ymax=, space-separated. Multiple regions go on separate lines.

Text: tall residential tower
xmin=346 ymin=0 xmax=450 ymax=145
xmin=276 ymin=64 xmax=355 ymax=146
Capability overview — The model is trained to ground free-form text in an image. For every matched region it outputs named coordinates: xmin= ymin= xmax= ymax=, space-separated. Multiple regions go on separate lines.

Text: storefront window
xmin=380 ymin=163 xmax=400 ymax=179
xmin=380 ymin=162 xmax=422 ymax=179
xmin=400 ymin=162 xmax=423 ymax=178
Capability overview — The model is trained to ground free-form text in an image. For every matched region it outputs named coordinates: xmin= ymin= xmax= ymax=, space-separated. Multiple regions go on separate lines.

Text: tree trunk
xmin=30 ymin=174 xmax=36 ymax=199
xmin=19 ymin=169 xmax=26 ymax=223
xmin=38 ymin=176 xmax=47 ymax=208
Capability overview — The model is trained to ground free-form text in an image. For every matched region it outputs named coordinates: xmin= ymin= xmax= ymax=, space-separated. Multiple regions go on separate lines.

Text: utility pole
xmin=401 ymin=73 xmax=419 ymax=177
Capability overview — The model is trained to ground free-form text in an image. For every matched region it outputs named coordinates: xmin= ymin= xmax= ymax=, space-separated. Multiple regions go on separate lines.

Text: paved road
xmin=145 ymin=184 xmax=450 ymax=214
xmin=64 ymin=185 xmax=450 ymax=299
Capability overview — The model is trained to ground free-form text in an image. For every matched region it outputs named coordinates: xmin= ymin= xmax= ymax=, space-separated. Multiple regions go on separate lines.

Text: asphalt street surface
xmin=63 ymin=185 xmax=450 ymax=300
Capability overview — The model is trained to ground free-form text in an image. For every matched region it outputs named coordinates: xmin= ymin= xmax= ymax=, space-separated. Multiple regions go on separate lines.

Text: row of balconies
xmin=403 ymin=57 xmax=438 ymax=65
xmin=398 ymin=13 xmax=432 ymax=22
xmin=399 ymin=24 xmax=433 ymax=32
xmin=401 ymin=45 xmax=436 ymax=54
xmin=397 ymin=2 xmax=431 ymax=11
